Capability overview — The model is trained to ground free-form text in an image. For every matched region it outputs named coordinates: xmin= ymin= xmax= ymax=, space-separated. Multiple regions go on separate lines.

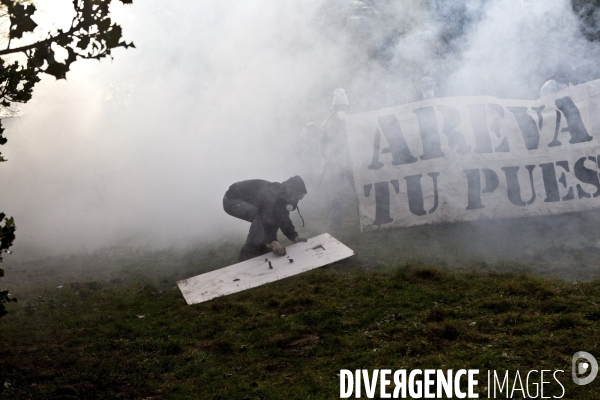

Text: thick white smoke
xmin=0 ymin=0 xmax=598 ymax=257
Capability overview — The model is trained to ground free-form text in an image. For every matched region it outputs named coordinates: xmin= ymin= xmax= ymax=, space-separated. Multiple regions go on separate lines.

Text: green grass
xmin=2 ymin=205 xmax=600 ymax=398
xmin=1 ymin=259 xmax=600 ymax=398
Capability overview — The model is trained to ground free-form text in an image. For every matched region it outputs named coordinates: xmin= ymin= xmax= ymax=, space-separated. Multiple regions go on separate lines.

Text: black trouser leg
xmin=224 ymin=196 xmax=267 ymax=260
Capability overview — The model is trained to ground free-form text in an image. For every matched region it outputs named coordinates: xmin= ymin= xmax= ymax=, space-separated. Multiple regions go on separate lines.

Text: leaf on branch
xmin=1 ymin=1 xmax=38 ymax=39
xmin=45 ymin=60 xmax=70 ymax=80
xmin=105 ymin=25 xmax=123 ymax=49
xmin=29 ymin=49 xmax=45 ymax=68
xmin=0 ymin=289 xmax=16 ymax=305
xmin=66 ymin=47 xmax=77 ymax=65
xmin=30 ymin=44 xmax=55 ymax=68
xmin=0 ymin=215 xmax=16 ymax=263
xmin=77 ymin=35 xmax=91 ymax=51
xmin=121 ymin=41 xmax=135 ymax=49
xmin=97 ymin=18 xmax=111 ymax=33
xmin=56 ymin=31 xmax=72 ymax=47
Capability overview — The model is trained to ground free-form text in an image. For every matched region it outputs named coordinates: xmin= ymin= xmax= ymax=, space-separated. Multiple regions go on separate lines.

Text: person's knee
xmin=248 ymin=208 xmax=260 ymax=221
xmin=225 ymin=199 xmax=259 ymax=223
xmin=238 ymin=202 xmax=259 ymax=222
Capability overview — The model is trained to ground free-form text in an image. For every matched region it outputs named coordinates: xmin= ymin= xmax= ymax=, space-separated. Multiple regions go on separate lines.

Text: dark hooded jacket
xmin=224 ymin=176 xmax=307 ymax=243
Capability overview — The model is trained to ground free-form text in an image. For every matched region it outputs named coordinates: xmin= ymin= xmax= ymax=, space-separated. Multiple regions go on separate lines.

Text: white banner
xmin=346 ymin=79 xmax=600 ymax=232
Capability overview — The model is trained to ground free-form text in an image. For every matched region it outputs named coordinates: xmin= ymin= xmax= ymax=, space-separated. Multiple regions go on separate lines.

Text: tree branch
xmin=0 ymin=30 xmax=71 ymax=56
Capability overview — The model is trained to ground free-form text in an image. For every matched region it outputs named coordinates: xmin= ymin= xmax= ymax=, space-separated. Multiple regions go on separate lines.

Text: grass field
xmin=2 ymin=205 xmax=600 ymax=399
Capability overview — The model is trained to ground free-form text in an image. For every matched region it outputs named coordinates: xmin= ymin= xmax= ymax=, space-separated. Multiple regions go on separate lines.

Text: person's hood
xmin=332 ymin=88 xmax=349 ymax=106
xmin=280 ymin=175 xmax=307 ymax=201
xmin=420 ymin=77 xmax=436 ymax=89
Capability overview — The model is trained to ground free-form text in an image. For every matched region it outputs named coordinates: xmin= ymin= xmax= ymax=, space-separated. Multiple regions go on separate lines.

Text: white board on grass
xmin=177 ymin=233 xmax=355 ymax=305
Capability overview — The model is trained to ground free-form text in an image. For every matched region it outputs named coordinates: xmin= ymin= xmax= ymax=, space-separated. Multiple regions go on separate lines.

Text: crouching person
xmin=223 ymin=175 xmax=308 ymax=262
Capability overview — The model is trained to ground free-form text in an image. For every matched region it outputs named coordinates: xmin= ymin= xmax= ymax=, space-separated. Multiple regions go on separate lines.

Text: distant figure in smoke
xmin=320 ymin=88 xmax=355 ymax=234
xmin=296 ymin=118 xmax=323 ymax=178
xmin=539 ymin=69 xmax=574 ymax=98
xmin=223 ymin=176 xmax=308 ymax=262
xmin=298 ymin=118 xmax=319 ymax=149
xmin=419 ymin=77 xmax=437 ymax=100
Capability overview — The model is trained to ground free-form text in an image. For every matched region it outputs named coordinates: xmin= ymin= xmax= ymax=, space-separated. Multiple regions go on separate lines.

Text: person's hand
xmin=270 ymin=241 xmax=286 ymax=256
xmin=294 ymin=236 xmax=307 ymax=243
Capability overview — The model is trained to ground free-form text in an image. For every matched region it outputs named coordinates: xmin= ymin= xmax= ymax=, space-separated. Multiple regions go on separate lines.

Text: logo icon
xmin=572 ymin=351 xmax=598 ymax=385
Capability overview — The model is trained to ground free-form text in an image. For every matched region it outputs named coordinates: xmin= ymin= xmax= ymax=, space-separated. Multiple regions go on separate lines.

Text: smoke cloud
xmin=0 ymin=0 xmax=599 ymax=257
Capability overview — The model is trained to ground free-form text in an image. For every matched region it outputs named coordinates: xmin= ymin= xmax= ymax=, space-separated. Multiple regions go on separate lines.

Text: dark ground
xmin=1 ymin=199 xmax=600 ymax=398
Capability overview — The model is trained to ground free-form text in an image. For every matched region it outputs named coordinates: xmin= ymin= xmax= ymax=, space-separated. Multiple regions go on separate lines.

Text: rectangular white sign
xmin=177 ymin=233 xmax=355 ymax=304
xmin=346 ymin=79 xmax=600 ymax=232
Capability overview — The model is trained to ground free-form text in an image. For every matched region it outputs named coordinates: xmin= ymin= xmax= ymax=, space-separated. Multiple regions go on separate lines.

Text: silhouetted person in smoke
xmin=539 ymin=68 xmax=574 ymax=98
xmin=419 ymin=77 xmax=437 ymax=100
xmin=223 ymin=176 xmax=308 ymax=262
xmin=320 ymin=88 xmax=355 ymax=234
xmin=410 ymin=77 xmax=438 ymax=103
xmin=296 ymin=118 xmax=323 ymax=180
